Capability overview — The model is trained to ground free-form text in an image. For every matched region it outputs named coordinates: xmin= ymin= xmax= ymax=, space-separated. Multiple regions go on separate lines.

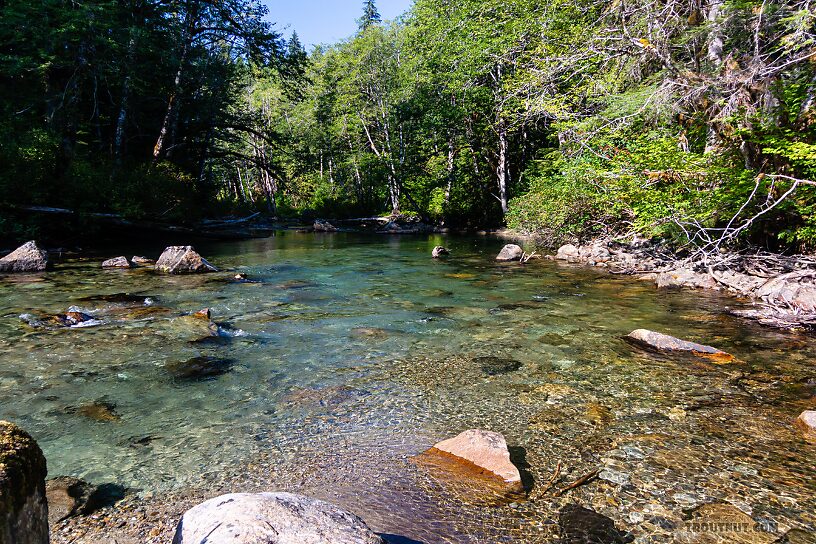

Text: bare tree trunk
xmin=497 ymin=120 xmax=509 ymax=214
xmin=707 ymin=0 xmax=725 ymax=65
xmin=153 ymin=4 xmax=197 ymax=161
xmin=444 ymin=134 xmax=456 ymax=206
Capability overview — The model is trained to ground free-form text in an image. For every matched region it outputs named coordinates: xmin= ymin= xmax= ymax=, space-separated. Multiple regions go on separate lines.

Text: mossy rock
xmin=0 ymin=420 xmax=48 ymax=543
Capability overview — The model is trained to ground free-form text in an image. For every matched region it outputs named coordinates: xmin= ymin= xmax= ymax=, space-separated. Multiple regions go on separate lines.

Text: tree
xmin=358 ymin=0 xmax=382 ymax=32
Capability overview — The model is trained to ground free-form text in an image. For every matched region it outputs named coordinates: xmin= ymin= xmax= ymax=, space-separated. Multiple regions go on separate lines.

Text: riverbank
xmin=523 ymin=236 xmax=816 ymax=331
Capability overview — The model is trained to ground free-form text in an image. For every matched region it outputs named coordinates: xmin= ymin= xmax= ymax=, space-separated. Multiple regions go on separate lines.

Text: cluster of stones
xmin=103 ymin=246 xmax=218 ymax=274
xmin=553 ymin=241 xmax=816 ymax=323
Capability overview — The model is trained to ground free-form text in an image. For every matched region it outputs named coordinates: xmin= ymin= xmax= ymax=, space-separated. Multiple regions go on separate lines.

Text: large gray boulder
xmin=496 ymin=244 xmax=524 ymax=262
xmin=172 ymin=492 xmax=383 ymax=544
xmin=0 ymin=421 xmax=49 ymax=544
xmin=155 ymin=246 xmax=218 ymax=274
xmin=0 ymin=241 xmax=49 ymax=273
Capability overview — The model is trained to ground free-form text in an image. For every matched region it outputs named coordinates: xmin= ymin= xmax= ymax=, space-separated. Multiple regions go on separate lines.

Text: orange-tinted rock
xmin=429 ymin=429 xmax=521 ymax=486
xmin=626 ymin=329 xmax=734 ymax=362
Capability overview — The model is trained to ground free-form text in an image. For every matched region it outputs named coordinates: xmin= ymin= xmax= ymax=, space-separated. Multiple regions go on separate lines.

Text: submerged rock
xmin=0 ymin=421 xmax=48 ymax=544
xmin=496 ymin=244 xmax=524 ymax=262
xmin=69 ymin=401 xmax=120 ymax=423
xmin=166 ymin=356 xmax=234 ymax=381
xmin=0 ymin=241 xmax=49 ymax=273
xmin=101 ymin=256 xmax=131 ymax=269
xmin=432 ymin=246 xmax=450 ymax=258
xmin=558 ymin=504 xmax=631 ymax=544
xmin=474 ymin=356 xmax=522 ymax=376
xmin=626 ymin=329 xmax=734 ymax=362
xmin=796 ymin=410 xmax=816 ymax=441
xmin=424 ymin=429 xmax=522 ymax=488
xmin=155 ymin=246 xmax=218 ymax=274
xmin=172 ymin=492 xmax=384 ymax=544
xmin=678 ymin=503 xmax=776 ymax=544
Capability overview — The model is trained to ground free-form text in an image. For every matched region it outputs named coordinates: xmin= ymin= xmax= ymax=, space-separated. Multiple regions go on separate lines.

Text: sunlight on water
xmin=1 ymin=233 xmax=814 ymax=542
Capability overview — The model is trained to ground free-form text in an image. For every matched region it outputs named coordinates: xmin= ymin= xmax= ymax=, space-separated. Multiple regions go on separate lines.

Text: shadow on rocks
xmin=508 ymin=445 xmax=535 ymax=493
xmin=559 ymin=504 xmax=633 ymax=544
xmin=380 ymin=534 xmax=426 ymax=544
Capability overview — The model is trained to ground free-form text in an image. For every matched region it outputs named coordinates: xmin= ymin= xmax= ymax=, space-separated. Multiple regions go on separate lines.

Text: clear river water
xmin=0 ymin=233 xmax=814 ymax=543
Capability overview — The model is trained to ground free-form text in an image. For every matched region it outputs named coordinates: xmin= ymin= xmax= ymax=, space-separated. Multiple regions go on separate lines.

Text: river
xmin=1 ymin=232 xmax=814 ymax=542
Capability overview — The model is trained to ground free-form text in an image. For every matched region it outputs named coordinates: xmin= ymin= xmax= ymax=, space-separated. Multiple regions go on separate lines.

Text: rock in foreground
xmin=101 ymin=256 xmax=131 ymax=269
xmin=0 ymin=241 xmax=49 ymax=273
xmin=626 ymin=329 xmax=734 ymax=362
xmin=796 ymin=410 xmax=816 ymax=442
xmin=432 ymin=246 xmax=450 ymax=258
xmin=172 ymin=492 xmax=384 ymax=544
xmin=496 ymin=244 xmax=524 ymax=262
xmin=155 ymin=246 xmax=218 ymax=274
xmin=429 ymin=429 xmax=521 ymax=486
xmin=0 ymin=421 xmax=49 ymax=544
xmin=45 ymin=476 xmax=97 ymax=524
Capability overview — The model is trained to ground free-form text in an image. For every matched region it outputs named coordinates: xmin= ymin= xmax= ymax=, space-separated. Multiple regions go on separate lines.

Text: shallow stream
xmin=1 ymin=233 xmax=814 ymax=542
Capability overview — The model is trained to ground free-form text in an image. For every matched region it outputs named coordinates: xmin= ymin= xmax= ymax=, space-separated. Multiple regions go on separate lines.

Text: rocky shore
xmin=547 ymin=238 xmax=816 ymax=330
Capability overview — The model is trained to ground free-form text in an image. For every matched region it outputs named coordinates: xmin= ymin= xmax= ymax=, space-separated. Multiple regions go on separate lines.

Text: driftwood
xmin=553 ymin=469 xmax=600 ymax=497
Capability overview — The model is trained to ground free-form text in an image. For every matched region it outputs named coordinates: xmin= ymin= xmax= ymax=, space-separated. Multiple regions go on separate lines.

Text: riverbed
xmin=1 ymin=233 xmax=814 ymax=543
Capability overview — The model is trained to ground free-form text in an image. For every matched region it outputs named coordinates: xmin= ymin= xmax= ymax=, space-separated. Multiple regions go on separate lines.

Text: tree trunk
xmin=153 ymin=4 xmax=197 ymax=161
xmin=497 ymin=121 xmax=509 ymax=214
xmin=707 ymin=0 xmax=724 ymax=65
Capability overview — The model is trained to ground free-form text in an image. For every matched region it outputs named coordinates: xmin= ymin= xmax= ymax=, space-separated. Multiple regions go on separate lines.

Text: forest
xmin=1 ymin=0 xmax=815 ymax=251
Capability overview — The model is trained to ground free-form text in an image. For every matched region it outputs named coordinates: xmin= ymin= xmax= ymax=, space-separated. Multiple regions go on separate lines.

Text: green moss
xmin=0 ymin=421 xmax=47 ymax=521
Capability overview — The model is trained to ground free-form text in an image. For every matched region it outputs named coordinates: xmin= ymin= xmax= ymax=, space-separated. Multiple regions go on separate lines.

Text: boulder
xmin=155 ymin=246 xmax=218 ymax=274
xmin=313 ymin=220 xmax=338 ymax=232
xmin=0 ymin=241 xmax=49 ymax=273
xmin=756 ymin=274 xmax=816 ymax=312
xmin=427 ymin=429 xmax=521 ymax=487
xmin=0 ymin=421 xmax=49 ymax=544
xmin=131 ymin=256 xmax=155 ymax=266
xmin=556 ymin=244 xmax=580 ymax=262
xmin=496 ymin=244 xmax=524 ymax=262
xmin=796 ymin=410 xmax=816 ymax=441
xmin=172 ymin=492 xmax=384 ymax=544
xmin=101 ymin=256 xmax=131 ymax=269
xmin=655 ymin=268 xmax=718 ymax=290
xmin=626 ymin=329 xmax=733 ymax=362
xmin=432 ymin=246 xmax=450 ymax=258
xmin=45 ymin=476 xmax=97 ymax=524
